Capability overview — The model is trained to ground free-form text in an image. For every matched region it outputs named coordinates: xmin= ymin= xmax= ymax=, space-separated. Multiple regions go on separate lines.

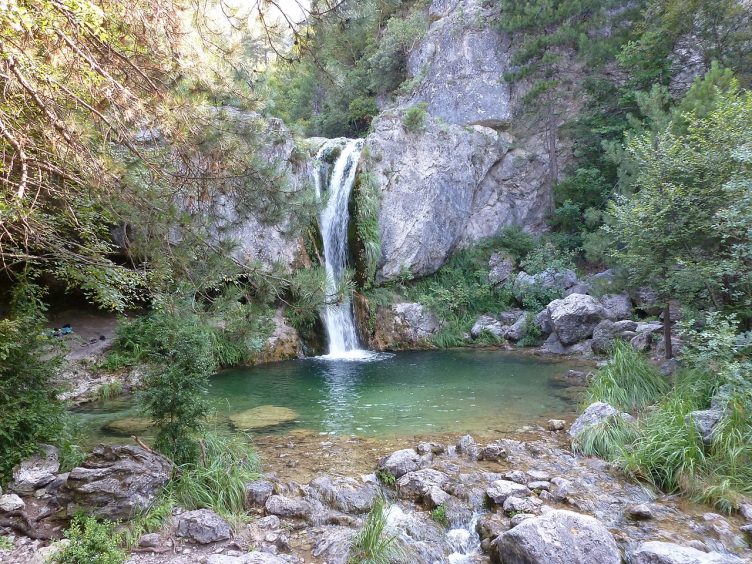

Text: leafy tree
xmin=606 ymin=80 xmax=752 ymax=357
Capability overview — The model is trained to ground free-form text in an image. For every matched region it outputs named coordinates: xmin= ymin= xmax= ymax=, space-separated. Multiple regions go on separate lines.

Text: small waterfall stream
xmin=314 ymin=139 xmax=370 ymax=359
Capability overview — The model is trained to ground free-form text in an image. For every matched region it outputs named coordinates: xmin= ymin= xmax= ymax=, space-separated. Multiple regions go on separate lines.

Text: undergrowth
xmin=348 ymin=497 xmax=404 ymax=564
xmin=51 ymin=513 xmax=126 ymax=564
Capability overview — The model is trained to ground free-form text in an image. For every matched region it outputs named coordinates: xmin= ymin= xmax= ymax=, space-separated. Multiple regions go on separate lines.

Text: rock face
xmin=627 ymin=541 xmax=743 ymax=563
xmin=539 ymin=293 xmax=607 ymax=346
xmin=176 ymin=509 xmax=232 ymax=544
xmin=10 ymin=445 xmax=59 ymax=494
xmin=256 ymin=308 xmax=303 ymax=363
xmin=62 ymin=445 xmax=172 ymax=520
xmin=371 ymin=302 xmax=441 ymax=349
xmin=495 ymin=509 xmax=621 ymax=564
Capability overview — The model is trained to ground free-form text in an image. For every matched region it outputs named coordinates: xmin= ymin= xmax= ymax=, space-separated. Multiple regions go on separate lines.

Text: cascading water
xmin=314 ymin=139 xmax=370 ymax=359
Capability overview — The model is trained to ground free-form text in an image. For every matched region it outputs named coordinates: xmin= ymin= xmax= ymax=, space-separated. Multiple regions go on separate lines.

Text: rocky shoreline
xmin=2 ymin=419 xmax=750 ymax=563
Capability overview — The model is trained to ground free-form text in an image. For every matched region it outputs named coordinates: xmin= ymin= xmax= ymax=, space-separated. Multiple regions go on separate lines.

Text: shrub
xmin=403 ymin=103 xmax=428 ymax=133
xmin=430 ymin=504 xmax=448 ymax=527
xmin=585 ymin=341 xmax=669 ymax=412
xmin=51 ymin=514 xmax=126 ymax=564
xmin=170 ymin=431 xmax=260 ymax=522
xmin=375 ymin=468 xmax=396 ymax=487
xmin=348 ymin=497 xmax=403 ymax=564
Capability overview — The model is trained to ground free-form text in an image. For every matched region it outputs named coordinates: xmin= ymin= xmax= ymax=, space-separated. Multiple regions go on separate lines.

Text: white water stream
xmin=314 ymin=139 xmax=374 ymax=360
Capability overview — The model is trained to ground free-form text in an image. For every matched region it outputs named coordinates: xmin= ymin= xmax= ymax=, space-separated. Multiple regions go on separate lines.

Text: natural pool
xmin=74 ymin=349 xmax=589 ymax=443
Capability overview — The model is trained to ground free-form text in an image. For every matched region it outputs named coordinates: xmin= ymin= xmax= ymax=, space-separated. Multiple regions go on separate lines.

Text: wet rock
xmin=503 ymin=495 xmax=541 ymax=514
xmin=378 ymin=448 xmax=424 ymax=479
xmin=309 ymin=475 xmax=379 ymax=513
xmin=456 ymin=435 xmax=478 ymax=458
xmin=264 ymin=495 xmax=311 ymax=519
xmin=396 ymin=469 xmax=451 ymax=502
xmin=246 ymin=480 xmax=274 ymax=508
xmin=478 ymin=442 xmax=508 ymax=462
xmin=177 ymin=509 xmax=232 ymax=544
xmin=488 ymin=252 xmax=515 ymax=286
xmin=601 ymin=293 xmax=633 ymax=321
xmin=545 ymin=293 xmax=608 ymax=346
xmin=626 ymin=503 xmax=654 ymax=520
xmin=229 ymin=406 xmax=298 ymax=431
xmin=0 ymin=493 xmax=25 ymax=512
xmin=627 ymin=541 xmax=743 ymax=563
xmin=471 ymin=315 xmax=505 ymax=339
xmin=495 ymin=509 xmax=621 ymax=564
xmin=592 ymin=319 xmax=638 ymax=354
xmin=688 ymin=409 xmax=724 ymax=444
xmin=63 ymin=444 xmax=171 ymax=520
xmin=569 ymin=402 xmax=620 ymax=438
xmin=547 ymin=419 xmax=566 ymax=431
xmin=10 ymin=445 xmax=59 ymax=494
xmin=138 ymin=533 xmax=161 ymax=548
xmin=487 ymin=480 xmax=530 ymax=505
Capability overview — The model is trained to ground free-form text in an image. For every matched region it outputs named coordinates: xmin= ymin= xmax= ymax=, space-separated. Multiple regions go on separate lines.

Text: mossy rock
xmin=102 ymin=416 xmax=154 ymax=436
xmin=229 ymin=406 xmax=298 ymax=430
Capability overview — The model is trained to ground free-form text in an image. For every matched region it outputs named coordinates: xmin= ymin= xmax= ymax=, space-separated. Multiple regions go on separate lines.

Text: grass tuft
xmin=348 ymin=497 xmax=404 ymax=564
xmin=430 ymin=504 xmax=448 ymax=527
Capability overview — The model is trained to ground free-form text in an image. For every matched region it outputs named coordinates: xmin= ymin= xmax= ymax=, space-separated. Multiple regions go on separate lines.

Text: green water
xmin=74 ymin=350 xmax=588 ymax=441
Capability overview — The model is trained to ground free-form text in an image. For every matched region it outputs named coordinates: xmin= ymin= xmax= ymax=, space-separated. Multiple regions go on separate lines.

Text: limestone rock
xmin=245 ymin=480 xmax=274 ymax=508
xmin=504 ymin=314 xmax=528 ymax=342
xmin=487 ymin=480 xmax=530 ymax=505
xmin=373 ymin=302 xmax=441 ymax=348
xmin=176 ymin=509 xmax=232 ymax=544
xmin=503 ymin=495 xmax=541 ymax=514
xmin=591 ymin=319 xmax=638 ymax=354
xmin=569 ymin=402 xmax=623 ymax=438
xmin=396 ymin=469 xmax=451 ymax=502
xmin=547 ymin=419 xmax=566 ymax=431
xmin=488 ymin=252 xmax=515 ymax=286
xmin=257 ymin=308 xmax=303 ymax=363
xmin=495 ymin=509 xmax=621 ymax=564
xmin=456 ymin=435 xmax=478 ymax=458
xmin=600 ymin=293 xmax=633 ymax=321
xmin=471 ymin=315 xmax=505 ymax=339
xmin=308 ymin=475 xmax=379 ymax=513
xmin=626 ymin=503 xmax=654 ymax=520
xmin=378 ymin=448 xmax=425 ymax=479
xmin=102 ymin=417 xmax=154 ymax=436
xmin=10 ymin=445 xmax=59 ymax=494
xmin=229 ymin=406 xmax=298 ymax=431
xmin=546 ymin=294 xmax=607 ymax=346
xmin=264 ymin=495 xmax=311 ymax=519
xmin=478 ymin=441 xmax=508 ymax=462
xmin=0 ymin=493 xmax=25 ymax=512
xmin=688 ymin=409 xmax=725 ymax=444
xmin=138 ymin=533 xmax=161 ymax=548
xmin=627 ymin=541 xmax=743 ymax=563
xmin=63 ymin=444 xmax=171 ymax=520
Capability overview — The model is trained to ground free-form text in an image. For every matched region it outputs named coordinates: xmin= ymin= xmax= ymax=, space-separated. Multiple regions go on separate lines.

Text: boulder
xmin=471 ymin=315 xmax=505 ymax=339
xmin=308 ymin=475 xmax=379 ymax=513
xmin=569 ymin=402 xmax=622 ymax=438
xmin=63 ymin=445 xmax=172 ymax=520
xmin=0 ymin=493 xmax=25 ymax=512
xmin=373 ymin=302 xmax=442 ymax=348
xmin=245 ymin=480 xmax=274 ymax=508
xmin=456 ymin=434 xmax=478 ymax=457
xmin=138 ymin=533 xmax=161 ymax=548
xmin=626 ymin=503 xmax=654 ymax=520
xmin=630 ymin=331 xmax=654 ymax=352
xmin=486 ymin=480 xmax=530 ymax=505
xmin=688 ymin=409 xmax=725 ymax=444
xmin=600 ymin=293 xmax=633 ymax=321
xmin=311 ymin=526 xmax=357 ymax=564
xmin=396 ymin=469 xmax=451 ymax=502
xmin=504 ymin=314 xmax=528 ymax=342
xmin=495 ymin=509 xmax=621 ymax=564
xmin=378 ymin=448 xmax=425 ymax=479
xmin=416 ymin=442 xmax=445 ymax=456
xmin=591 ymin=319 xmax=638 ymax=354
xmin=503 ymin=495 xmax=541 ymax=514
xmin=546 ymin=294 xmax=607 ymax=346
xmin=515 ymin=269 xmax=578 ymax=296
xmin=10 ymin=445 xmax=59 ymax=494
xmin=488 ymin=252 xmax=516 ymax=286
xmin=627 ymin=541 xmax=743 ymax=563
xmin=264 ymin=495 xmax=311 ymax=519
xmin=176 ymin=509 xmax=232 ymax=544
xmin=229 ymin=406 xmax=298 ymax=430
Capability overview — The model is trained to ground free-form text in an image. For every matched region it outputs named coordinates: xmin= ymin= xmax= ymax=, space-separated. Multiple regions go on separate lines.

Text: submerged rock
xmin=10 ymin=445 xmax=59 ymax=494
xmin=495 ymin=509 xmax=621 ymax=564
xmin=62 ymin=444 xmax=171 ymax=520
xmin=176 ymin=508 xmax=232 ymax=544
xmin=229 ymin=406 xmax=298 ymax=430
xmin=102 ymin=417 xmax=154 ymax=436
xmin=627 ymin=541 xmax=743 ymax=563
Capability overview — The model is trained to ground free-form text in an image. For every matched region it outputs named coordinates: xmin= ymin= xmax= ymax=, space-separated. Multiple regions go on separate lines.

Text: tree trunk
xmin=663 ymin=302 xmax=673 ymax=360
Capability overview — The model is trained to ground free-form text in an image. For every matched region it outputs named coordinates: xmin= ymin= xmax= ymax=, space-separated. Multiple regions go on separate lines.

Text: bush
xmin=170 ymin=431 xmax=260 ymax=522
xmin=51 ymin=514 xmax=126 ymax=564
xmin=348 ymin=497 xmax=404 ymax=564
xmin=585 ymin=341 xmax=669 ymax=412
xmin=403 ymin=103 xmax=428 ymax=133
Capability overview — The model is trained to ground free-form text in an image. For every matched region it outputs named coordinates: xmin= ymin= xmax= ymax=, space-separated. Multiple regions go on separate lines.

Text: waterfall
xmin=314 ymin=139 xmax=369 ymax=359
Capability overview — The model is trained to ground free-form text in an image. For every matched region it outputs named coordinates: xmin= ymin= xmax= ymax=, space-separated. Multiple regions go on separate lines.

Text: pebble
xmin=547 ymin=419 xmax=566 ymax=431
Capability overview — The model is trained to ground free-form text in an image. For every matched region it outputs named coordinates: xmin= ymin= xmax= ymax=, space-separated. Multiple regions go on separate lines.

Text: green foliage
xmin=97 ymin=381 xmax=124 ymax=401
xmin=517 ymin=312 xmax=543 ymax=347
xmin=0 ymin=536 xmax=12 ymax=551
xmin=572 ymin=415 xmax=638 ymax=461
xmin=402 ymin=103 xmax=429 ymax=133
xmin=0 ymin=281 xmax=66 ymax=483
xmin=585 ymin=341 xmax=669 ymax=412
xmin=122 ymin=494 xmax=175 ymax=548
xmin=286 ymin=266 xmax=329 ymax=331
xmin=348 ymin=497 xmax=403 ymax=564
xmin=354 ymin=171 xmax=383 ymax=288
xmin=430 ymin=504 xmax=448 ymax=527
xmin=375 ymin=468 xmax=396 ymax=487
xmin=51 ymin=514 xmax=126 ymax=564
xmin=170 ymin=431 xmax=260 ymax=523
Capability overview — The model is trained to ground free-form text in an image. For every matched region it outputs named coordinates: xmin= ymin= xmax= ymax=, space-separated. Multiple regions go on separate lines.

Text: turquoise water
xmin=74 ymin=350 xmax=587 ymax=441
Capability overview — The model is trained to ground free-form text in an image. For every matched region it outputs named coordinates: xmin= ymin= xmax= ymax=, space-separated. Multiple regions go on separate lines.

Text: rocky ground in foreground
xmin=2 ymin=416 xmax=751 ymax=564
